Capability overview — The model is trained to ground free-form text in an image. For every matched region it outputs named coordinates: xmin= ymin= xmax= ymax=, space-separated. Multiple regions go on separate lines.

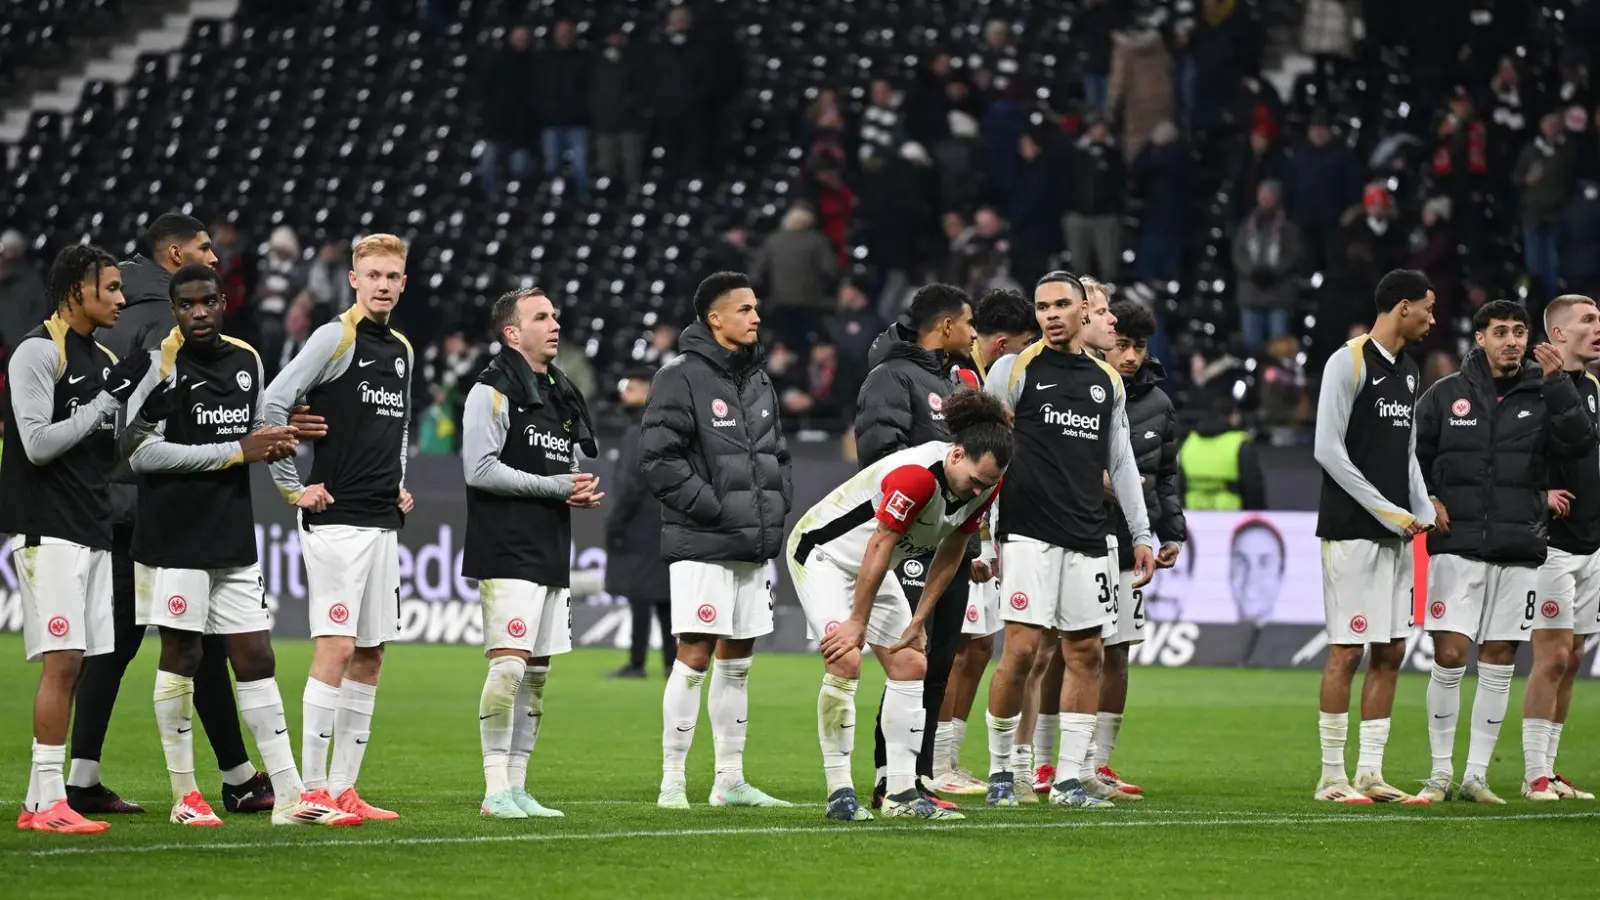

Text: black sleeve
xmin=1236 ymin=440 xmax=1268 ymax=511
xmin=853 ymin=367 xmax=913 ymax=466
xmin=1415 ymin=382 xmax=1443 ymax=495
xmin=772 ymin=379 xmax=795 ymax=513
xmin=639 ymin=365 xmax=722 ymax=523
xmin=1156 ymin=400 xmax=1188 ymax=543
xmin=605 ymin=427 xmax=645 ymax=550
xmin=1544 ymin=374 xmax=1598 ymax=460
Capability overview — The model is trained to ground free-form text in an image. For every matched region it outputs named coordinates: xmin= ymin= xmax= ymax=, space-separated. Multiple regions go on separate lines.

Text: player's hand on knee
xmin=241 ymin=426 xmax=298 ymax=463
xmin=821 ymin=619 xmax=865 ymax=664
xmin=887 ymin=620 xmax=927 ymax=656
xmin=296 ymin=483 xmax=335 ymax=512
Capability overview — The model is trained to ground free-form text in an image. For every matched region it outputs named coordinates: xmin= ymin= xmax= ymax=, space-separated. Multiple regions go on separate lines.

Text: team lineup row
xmin=3 ymin=220 xmax=1593 ymax=835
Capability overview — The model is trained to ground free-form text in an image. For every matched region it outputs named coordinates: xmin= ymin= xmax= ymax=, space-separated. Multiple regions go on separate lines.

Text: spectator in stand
xmin=1006 ymin=129 xmax=1064 ymax=284
xmin=954 ymin=206 xmax=1018 ymax=301
xmin=1188 ymin=0 xmax=1259 ymax=140
xmin=1514 ymin=113 xmax=1577 ymax=303
xmin=934 ymin=110 xmax=984 ymax=213
xmin=800 ymin=88 xmax=847 ymax=156
xmin=1284 ymin=112 xmax=1362 ymax=273
xmin=304 ymin=239 xmax=351 ymax=326
xmin=638 ymin=322 xmax=679 ymax=368
xmin=651 ymin=6 xmax=710 ymax=180
xmin=606 ymin=370 xmax=675 ymax=679
xmin=787 ymin=341 xmax=843 ymax=425
xmin=274 ymin=296 xmax=312 ymax=381
xmin=1421 ymin=348 xmax=1460 ymax=392
xmin=590 ymin=26 xmax=648 ymax=188
xmin=0 ymin=230 xmax=45 ymax=352
xmin=1321 ymin=184 xmax=1406 ymax=349
xmin=707 ymin=225 xmax=751 ymax=274
xmin=1231 ymin=179 xmax=1302 ymax=352
xmin=827 ymin=282 xmax=886 ymax=406
xmin=1257 ymin=333 xmax=1312 ymax=433
xmin=1556 ymin=47 xmax=1593 ymax=111
xmin=1558 ymin=180 xmax=1600 ymax=299
xmin=1404 ymin=196 xmax=1460 ymax=346
xmin=975 ymin=20 xmax=1020 ymax=92
xmin=980 ymin=83 xmax=1028 ymax=201
xmin=476 ymin=26 xmax=540 ymax=200
xmin=254 ymin=225 xmax=306 ymax=375
xmin=1077 ymin=0 xmax=1119 ymax=116
xmin=752 ymin=204 xmax=839 ymax=354
xmin=764 ymin=340 xmax=812 ymax=414
xmin=1300 ymin=0 xmax=1354 ymax=79
xmin=1109 ymin=17 xmax=1175 ymax=162
xmin=1487 ymin=56 xmax=1535 ymax=170
xmin=859 ymin=78 xmax=903 ymax=163
xmin=1228 ymin=125 xmax=1286 ymax=221
xmin=537 ymin=19 xmax=591 ymax=196
xmin=1065 ymin=117 xmax=1125 ymax=281
xmin=806 ymin=160 xmax=856 ymax=266
xmin=903 ymin=53 xmax=954 ymax=146
xmin=1432 ymin=86 xmax=1492 ymax=255
xmin=421 ymin=329 xmax=492 ymax=423
xmin=860 ymin=142 xmax=935 ymax=316
xmin=1133 ymin=121 xmax=1189 ymax=283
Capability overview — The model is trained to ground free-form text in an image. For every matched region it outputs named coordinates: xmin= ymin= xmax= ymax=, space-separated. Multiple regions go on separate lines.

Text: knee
xmin=315 ymin=637 xmax=356 ymax=671
xmin=231 ymin=645 xmax=276 ymax=683
xmin=889 ymin=651 xmax=928 ymax=683
xmin=1367 ymin=641 xmax=1406 ymax=673
xmin=42 ymin=650 xmax=84 ymax=685
xmin=677 ymin=637 xmax=714 ymax=671
xmin=164 ymin=638 xmax=204 ymax=677
xmin=346 ymin=646 xmax=384 ymax=682
xmin=1541 ymin=645 xmax=1572 ymax=681
xmin=825 ymin=650 xmax=862 ymax=682
xmin=1326 ymin=646 xmax=1364 ymax=678
xmin=1103 ymin=646 xmax=1129 ymax=680
xmin=1070 ymin=643 xmax=1105 ymax=677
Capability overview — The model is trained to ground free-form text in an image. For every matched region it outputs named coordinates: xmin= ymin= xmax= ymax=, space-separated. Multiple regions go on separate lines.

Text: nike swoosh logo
xmin=841 ymin=724 xmax=854 ymax=729
xmin=1488 ymin=718 xmax=1505 ymax=725
xmin=1519 ymin=411 xmax=1532 ymax=418
xmin=114 ymin=378 xmax=130 ymax=392
xmin=735 ymin=718 xmax=748 ymax=725
xmin=909 ymin=728 xmax=924 ymax=734
xmin=1035 ymin=383 xmax=1057 ymax=390
xmin=675 ymin=725 xmax=694 ymax=732
xmin=1433 ymin=714 xmax=1451 ymax=719
xmin=274 ymin=727 xmax=288 ymax=735
xmin=67 ymin=375 xmax=86 ymax=384
xmin=189 ymin=380 xmax=206 ymax=389
xmin=177 ymin=726 xmax=192 ymax=734
xmin=1373 ymin=377 xmax=1386 ymax=385
xmin=358 ymin=359 xmax=376 ymax=367
xmin=319 ymin=731 xmax=332 ymax=739
xmin=1521 ymin=623 xmax=1532 ymax=631
xmin=355 ymin=738 xmax=368 ymax=745
xmin=479 ymin=714 xmax=494 ymax=720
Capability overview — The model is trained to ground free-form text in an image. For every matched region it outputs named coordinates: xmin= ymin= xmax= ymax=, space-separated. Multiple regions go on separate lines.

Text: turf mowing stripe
xmin=8 ymin=811 xmax=1597 ymax=858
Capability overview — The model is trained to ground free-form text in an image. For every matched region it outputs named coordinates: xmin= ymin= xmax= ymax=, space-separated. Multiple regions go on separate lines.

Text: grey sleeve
xmin=1312 ymin=348 xmax=1417 ymax=535
xmin=129 ymin=419 xmax=242 ymax=473
xmin=252 ymin=352 xmax=268 ymax=431
xmin=1407 ymin=419 xmax=1436 ymax=527
xmin=7 ymin=339 xmax=119 ymax=466
xmin=261 ymin=322 xmax=350 ymax=502
xmin=1107 ymin=386 xmax=1154 ymax=549
xmin=460 ymin=383 xmax=577 ymax=500
xmin=983 ymin=355 xmax=1023 ymax=409
xmin=400 ymin=340 xmax=414 ymax=487
xmin=115 ymin=353 xmax=165 ymax=463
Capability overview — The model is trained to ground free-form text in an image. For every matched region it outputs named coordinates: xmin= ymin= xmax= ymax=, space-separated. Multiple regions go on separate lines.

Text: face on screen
xmin=1229 ymin=525 xmax=1284 ymax=623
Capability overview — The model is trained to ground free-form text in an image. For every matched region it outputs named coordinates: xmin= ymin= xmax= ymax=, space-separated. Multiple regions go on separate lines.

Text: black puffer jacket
xmin=1111 ymin=358 xmax=1188 ymax=570
xmin=640 ymin=322 xmax=793 ymax=564
xmin=105 ymin=255 xmax=179 ymax=525
xmin=854 ymin=324 xmax=956 ymax=466
xmin=1417 ymin=350 xmax=1597 ymax=564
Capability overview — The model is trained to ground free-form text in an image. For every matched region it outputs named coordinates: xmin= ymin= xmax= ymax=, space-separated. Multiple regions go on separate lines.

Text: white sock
xmin=1549 ymin=722 xmax=1565 ymax=773
xmin=33 ymin=743 xmax=66 ymax=808
xmin=1057 ymin=712 xmax=1096 ymax=785
xmin=479 ymin=657 xmax=524 ymax=797
xmin=153 ymin=669 xmax=199 ymax=801
xmin=881 ymin=679 xmax=924 ymax=797
xmin=950 ymin=717 xmax=968 ymax=771
xmin=818 ymin=674 xmax=858 ymax=795
xmin=221 ymin=762 xmax=257 ymax=787
xmin=1011 ymin=744 xmax=1034 ymax=781
xmin=26 ymin=740 xmax=42 ymax=812
xmin=328 ymin=679 xmax=378 ymax=798
xmin=1093 ymin=712 xmax=1124 ymax=771
xmin=933 ymin=721 xmax=954 ymax=775
xmin=1464 ymin=663 xmax=1513 ymax=782
xmin=709 ymin=657 xmax=752 ymax=790
xmin=66 ymin=758 xmax=100 ymax=790
xmin=1426 ymin=664 xmax=1465 ymax=779
xmin=1523 ymin=718 xmax=1552 ymax=784
xmin=236 ymin=677 xmax=303 ymax=801
xmin=986 ymin=711 xmax=1018 ymax=777
xmin=662 ymin=660 xmax=705 ymax=789
xmin=1318 ymin=712 xmax=1348 ymax=783
xmin=1033 ymin=713 xmax=1060 ymax=764
xmin=1356 ymin=717 xmax=1391 ymax=780
xmin=301 ymin=678 xmax=340 ymax=791
xmin=507 ymin=666 xmax=547 ymax=791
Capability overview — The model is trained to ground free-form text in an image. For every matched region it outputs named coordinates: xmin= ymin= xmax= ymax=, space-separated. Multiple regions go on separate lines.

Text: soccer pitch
xmin=1 ymin=636 xmax=1596 ymax=897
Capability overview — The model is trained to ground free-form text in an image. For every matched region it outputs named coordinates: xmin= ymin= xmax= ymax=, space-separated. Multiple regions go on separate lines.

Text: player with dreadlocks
xmin=1 ymin=244 xmax=154 ymax=833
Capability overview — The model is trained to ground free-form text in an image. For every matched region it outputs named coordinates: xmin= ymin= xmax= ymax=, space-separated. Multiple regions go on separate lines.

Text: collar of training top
xmin=677 ymin=319 xmax=765 ymax=376
xmin=480 ymin=346 xmax=598 ymax=458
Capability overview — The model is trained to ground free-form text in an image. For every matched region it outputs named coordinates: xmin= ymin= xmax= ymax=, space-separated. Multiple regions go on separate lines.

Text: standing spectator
xmin=752 ymin=205 xmax=839 ymax=353
xmin=706 ymin=225 xmax=751 ymax=274
xmin=1188 ymin=0 xmax=1258 ymax=139
xmin=538 ymin=20 xmax=591 ymax=196
xmin=1006 ymin=130 xmax=1064 ymax=284
xmin=1432 ymin=87 xmax=1492 ymax=256
xmin=421 ymin=329 xmax=491 ymax=434
xmin=903 ymin=53 xmax=954 ymax=146
xmin=1299 ymin=0 xmax=1353 ymax=78
xmin=255 ymin=226 xmax=306 ymax=373
xmin=1108 ymin=21 xmax=1175 ymax=162
xmin=933 ymin=110 xmax=985 ymax=212
xmin=1228 ymin=125 xmax=1286 ymax=221
xmin=806 ymin=161 xmax=857 ymax=266
xmin=827 ymin=282 xmax=886 ymax=406
xmin=305 ymin=240 xmax=351 ymax=325
xmin=980 ymin=84 xmax=1029 ymax=201
xmin=859 ymin=78 xmax=904 ymax=165
xmin=1558 ymin=181 xmax=1600 ymax=299
xmin=590 ymin=27 xmax=648 ymax=188
xmin=1065 ymin=118 xmax=1126 ymax=281
xmin=605 ymin=371 xmax=675 ymax=679
xmin=1513 ymin=113 xmax=1577 ymax=303
xmin=1231 ymin=180 xmax=1303 ymax=351
xmin=859 ymin=143 xmax=934 ymax=313
xmin=0 ymin=230 xmax=45 ymax=350
xmin=639 ymin=322 xmax=679 ymax=368
xmin=1487 ymin=57 xmax=1534 ymax=171
xmin=1133 ymin=121 xmax=1189 ymax=283
xmin=210 ymin=220 xmax=250 ymax=329
xmin=651 ymin=7 xmax=709 ymax=180
xmin=476 ymin=26 xmax=541 ymax=200
xmin=1284 ymin=113 xmax=1362 ymax=272
xmin=1403 ymin=196 xmax=1460 ymax=344
xmin=1320 ymin=184 xmax=1406 ymax=350
xmin=275 ymin=296 xmax=313 ymax=380
xmin=1076 ymin=0 xmax=1119 ymax=116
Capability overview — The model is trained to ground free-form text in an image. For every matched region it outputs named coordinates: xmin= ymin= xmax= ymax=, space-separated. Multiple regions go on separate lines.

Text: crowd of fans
xmin=6 ymin=0 xmax=1600 ymax=454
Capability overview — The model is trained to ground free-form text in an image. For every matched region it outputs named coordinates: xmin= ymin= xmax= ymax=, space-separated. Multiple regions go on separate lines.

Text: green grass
xmin=1 ymin=634 xmax=1596 ymax=897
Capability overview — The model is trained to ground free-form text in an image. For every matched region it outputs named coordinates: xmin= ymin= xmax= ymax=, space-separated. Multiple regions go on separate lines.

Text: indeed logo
xmin=192 ymin=403 xmax=251 ymax=426
xmin=360 ymin=381 xmax=405 ymax=409
xmin=1040 ymin=403 xmax=1100 ymax=431
xmin=525 ymin=425 xmax=572 ymax=458
xmin=1375 ymin=399 xmax=1412 ymax=424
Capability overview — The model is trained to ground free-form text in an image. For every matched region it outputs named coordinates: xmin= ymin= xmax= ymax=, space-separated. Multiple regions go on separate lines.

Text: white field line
xmin=6 ymin=811 xmax=1597 ymax=858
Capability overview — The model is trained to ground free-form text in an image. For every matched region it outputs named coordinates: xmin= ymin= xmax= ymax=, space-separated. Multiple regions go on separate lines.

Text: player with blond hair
xmin=262 ymin=234 xmax=415 ymax=820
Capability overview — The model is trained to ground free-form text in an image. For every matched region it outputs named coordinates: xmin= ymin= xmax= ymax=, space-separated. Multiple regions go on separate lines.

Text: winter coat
xmin=1284 ymin=141 xmax=1362 ymax=228
xmin=1110 ymin=358 xmax=1188 ymax=570
xmin=1108 ymin=30 xmax=1175 ymax=160
xmin=752 ymin=227 xmax=839 ymax=313
xmin=1070 ymin=136 xmax=1126 ymax=217
xmin=0 ymin=262 xmax=46 ymax=350
xmin=853 ymin=324 xmax=956 ymax=466
xmin=650 ymin=35 xmax=709 ymax=118
xmin=537 ymin=46 xmax=591 ymax=127
xmin=1417 ymin=350 xmax=1596 ymax=564
xmin=589 ymin=47 xmax=647 ymax=133
xmin=1513 ymin=136 xmax=1579 ymax=227
xmin=605 ymin=422 xmax=672 ymax=601
xmin=1559 ymin=186 xmax=1600 ymax=289
xmin=1232 ymin=210 xmax=1303 ymax=310
xmin=477 ymin=47 xmax=541 ymax=145
xmin=639 ymin=322 xmax=793 ymax=564
xmin=1228 ymin=142 xmax=1287 ymax=220
xmin=1134 ymin=140 xmax=1190 ymax=235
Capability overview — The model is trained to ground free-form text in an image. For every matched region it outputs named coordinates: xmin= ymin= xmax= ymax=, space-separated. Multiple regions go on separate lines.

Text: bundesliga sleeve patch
xmin=884 ymin=490 xmax=916 ymax=522
xmin=875 ymin=465 xmax=937 ymax=533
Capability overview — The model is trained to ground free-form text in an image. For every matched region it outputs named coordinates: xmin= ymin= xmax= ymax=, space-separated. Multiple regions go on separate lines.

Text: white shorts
xmin=10 ymin=536 xmax=113 ymax=662
xmin=1426 ymin=555 xmax=1539 ymax=643
xmin=1103 ymin=570 xmax=1146 ymax=647
xmin=301 ymin=523 xmax=400 ymax=648
xmin=1321 ymin=538 xmax=1414 ymax=645
xmin=1538 ymin=547 xmax=1600 ymax=635
xmin=787 ymin=548 xmax=912 ymax=649
xmin=669 ymin=560 xmax=774 ymax=639
xmin=134 ymin=563 xmax=268 ymax=635
xmin=479 ymin=579 xmax=573 ymax=658
xmin=962 ymin=576 xmax=1002 ymax=637
xmin=998 ymin=537 xmax=1117 ymax=634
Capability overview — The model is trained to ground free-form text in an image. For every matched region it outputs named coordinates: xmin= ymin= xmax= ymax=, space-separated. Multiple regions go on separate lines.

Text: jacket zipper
xmin=739 ymin=371 xmax=769 ymax=560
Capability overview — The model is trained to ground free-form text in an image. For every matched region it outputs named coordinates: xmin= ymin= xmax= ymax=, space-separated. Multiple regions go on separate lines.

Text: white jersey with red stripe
xmin=788 ymin=441 xmax=997 ymax=574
